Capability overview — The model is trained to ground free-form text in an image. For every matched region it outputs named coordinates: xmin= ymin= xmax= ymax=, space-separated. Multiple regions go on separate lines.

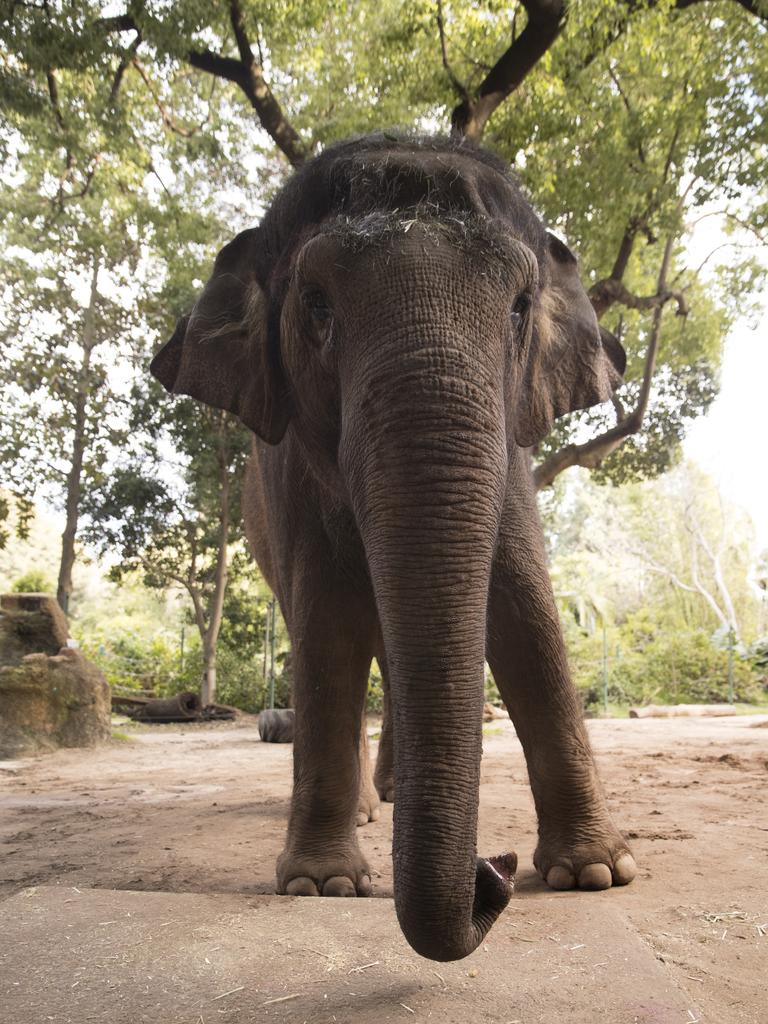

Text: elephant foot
xmin=374 ymin=772 xmax=394 ymax=803
xmin=277 ymin=845 xmax=372 ymax=897
xmin=357 ymin=784 xmax=381 ymax=827
xmin=534 ymin=822 xmax=636 ymax=892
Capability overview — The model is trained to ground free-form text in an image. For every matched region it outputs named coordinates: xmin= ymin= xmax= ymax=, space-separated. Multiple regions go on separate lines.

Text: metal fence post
xmin=268 ymin=597 xmax=276 ymax=710
xmin=727 ymin=628 xmax=735 ymax=705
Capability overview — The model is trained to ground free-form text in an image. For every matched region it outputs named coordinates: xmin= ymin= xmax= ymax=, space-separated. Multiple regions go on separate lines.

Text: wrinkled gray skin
xmin=258 ymin=708 xmax=295 ymax=743
xmin=151 ymin=134 xmax=636 ymax=962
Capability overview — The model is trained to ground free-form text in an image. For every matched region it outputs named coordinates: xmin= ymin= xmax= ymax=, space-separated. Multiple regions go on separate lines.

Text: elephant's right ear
xmin=150 ymin=229 xmax=291 ymax=444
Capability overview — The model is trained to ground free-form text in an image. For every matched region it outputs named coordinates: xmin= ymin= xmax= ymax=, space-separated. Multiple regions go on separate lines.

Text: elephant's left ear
xmin=150 ymin=228 xmax=291 ymax=444
xmin=515 ymin=233 xmax=626 ymax=448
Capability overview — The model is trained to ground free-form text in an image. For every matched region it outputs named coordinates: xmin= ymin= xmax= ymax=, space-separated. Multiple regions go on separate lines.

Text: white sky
xmin=684 ymin=304 xmax=768 ymax=550
xmin=681 ymin=203 xmax=767 ymax=552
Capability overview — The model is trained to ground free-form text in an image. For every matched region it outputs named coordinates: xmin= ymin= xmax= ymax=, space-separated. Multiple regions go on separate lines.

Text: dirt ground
xmin=1 ymin=713 xmax=767 ymax=1023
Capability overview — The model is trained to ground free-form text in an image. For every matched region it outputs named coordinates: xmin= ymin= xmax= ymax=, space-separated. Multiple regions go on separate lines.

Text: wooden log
xmin=131 ymin=692 xmax=201 ymax=722
xmin=111 ymin=694 xmax=149 ymax=711
xmin=111 ymin=693 xmax=239 ymax=721
xmin=629 ymin=703 xmax=738 ymax=719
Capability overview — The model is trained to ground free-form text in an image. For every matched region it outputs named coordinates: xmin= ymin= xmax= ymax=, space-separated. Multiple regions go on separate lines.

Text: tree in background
xmin=546 ymin=464 xmax=765 ymax=707
xmin=83 ymin=386 xmax=253 ymax=705
xmin=0 ymin=14 xmax=150 ymax=612
xmin=0 ymin=229 xmax=141 ymax=613
xmin=0 ymin=1 xmax=257 ymax=612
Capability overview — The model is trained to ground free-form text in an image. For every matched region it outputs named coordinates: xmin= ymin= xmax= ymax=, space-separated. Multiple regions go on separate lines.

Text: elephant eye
xmin=302 ymin=287 xmax=332 ymax=325
xmin=511 ymin=293 xmax=531 ymax=330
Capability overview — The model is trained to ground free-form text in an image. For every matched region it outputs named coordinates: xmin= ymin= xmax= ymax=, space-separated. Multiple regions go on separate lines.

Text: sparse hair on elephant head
xmin=150 ymin=132 xmax=625 ymax=451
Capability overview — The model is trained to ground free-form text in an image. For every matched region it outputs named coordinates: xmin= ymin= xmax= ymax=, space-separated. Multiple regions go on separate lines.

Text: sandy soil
xmin=1 ymin=714 xmax=767 ymax=1023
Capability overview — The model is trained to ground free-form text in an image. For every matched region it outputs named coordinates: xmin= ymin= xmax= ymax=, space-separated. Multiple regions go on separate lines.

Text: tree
xmin=548 ymin=464 xmax=762 ymax=643
xmin=84 ymin=387 xmax=253 ymax=705
xmin=0 ymin=2 xmax=258 ymax=610
xmin=79 ymin=0 xmax=765 ymax=488
xmin=0 ymin=230 xmax=143 ymax=613
xmin=619 ymin=466 xmax=756 ymax=642
xmin=0 ymin=9 xmax=149 ymax=612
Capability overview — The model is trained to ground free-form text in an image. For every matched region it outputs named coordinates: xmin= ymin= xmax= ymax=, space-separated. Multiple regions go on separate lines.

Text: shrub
xmin=11 ymin=569 xmax=55 ymax=593
xmin=366 ymin=660 xmax=385 ymax=713
xmin=579 ymin=624 xmax=764 ymax=711
xmin=749 ymin=636 xmax=768 ymax=674
xmin=79 ymin=629 xmax=184 ymax=693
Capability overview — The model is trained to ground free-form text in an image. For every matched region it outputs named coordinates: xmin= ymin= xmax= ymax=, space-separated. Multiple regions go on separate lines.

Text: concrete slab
xmin=0 ymin=886 xmax=700 ymax=1024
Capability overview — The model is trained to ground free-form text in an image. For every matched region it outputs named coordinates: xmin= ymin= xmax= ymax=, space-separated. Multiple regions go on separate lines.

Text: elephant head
xmin=151 ymin=133 xmax=624 ymax=960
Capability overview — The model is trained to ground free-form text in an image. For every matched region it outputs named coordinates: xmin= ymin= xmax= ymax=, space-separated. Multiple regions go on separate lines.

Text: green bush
xmin=79 ymin=629 xmax=184 ymax=693
xmin=577 ymin=619 xmax=764 ymax=711
xmin=216 ymin=645 xmax=288 ymax=713
xmin=484 ymin=670 xmax=502 ymax=707
xmin=11 ymin=568 xmax=55 ymax=593
xmin=750 ymin=636 xmax=768 ymax=674
xmin=366 ymin=660 xmax=384 ymax=713
xmin=80 ymin=619 xmax=292 ymax=712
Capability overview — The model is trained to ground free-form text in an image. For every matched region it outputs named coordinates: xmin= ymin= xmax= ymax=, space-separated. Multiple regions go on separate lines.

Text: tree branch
xmin=132 ymin=58 xmax=209 ymax=138
xmin=98 ymin=5 xmax=307 ymax=166
xmin=436 ymin=0 xmax=469 ymax=102
xmin=46 ymin=69 xmax=65 ymax=128
xmin=451 ymin=0 xmax=766 ymax=143
xmin=607 ymin=63 xmax=647 ymax=166
xmin=589 ymin=278 xmax=689 ymax=318
xmin=95 ymin=13 xmax=138 ymax=32
xmin=220 ymin=0 xmax=307 ymax=166
xmin=674 ymin=0 xmax=767 ymax=21
xmin=685 ymin=500 xmax=740 ymax=634
xmin=572 ymin=0 xmax=766 ymax=83
xmin=108 ymin=30 xmax=142 ymax=105
xmin=451 ymin=0 xmax=566 ymax=140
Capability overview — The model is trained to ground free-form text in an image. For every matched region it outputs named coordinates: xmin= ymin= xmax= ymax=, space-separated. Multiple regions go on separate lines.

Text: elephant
xmin=151 ymin=132 xmax=636 ymax=962
xmin=258 ymin=707 xmax=295 ymax=743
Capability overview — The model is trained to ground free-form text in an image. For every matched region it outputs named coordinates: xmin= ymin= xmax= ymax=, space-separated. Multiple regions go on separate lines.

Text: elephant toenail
xmin=546 ymin=865 xmax=575 ymax=890
xmin=285 ymin=877 xmax=320 ymax=896
xmin=322 ymin=875 xmax=357 ymax=897
xmin=613 ymin=853 xmax=637 ymax=885
xmin=577 ymin=863 xmax=612 ymax=890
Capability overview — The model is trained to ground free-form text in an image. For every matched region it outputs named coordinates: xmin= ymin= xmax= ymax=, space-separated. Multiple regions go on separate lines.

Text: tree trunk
xmin=201 ymin=642 xmax=217 ymax=707
xmin=56 ymin=258 xmax=99 ymax=615
xmin=197 ymin=413 xmax=232 ymax=705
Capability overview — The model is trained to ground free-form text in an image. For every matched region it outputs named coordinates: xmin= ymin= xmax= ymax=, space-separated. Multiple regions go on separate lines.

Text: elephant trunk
xmin=342 ymin=342 xmax=515 ymax=961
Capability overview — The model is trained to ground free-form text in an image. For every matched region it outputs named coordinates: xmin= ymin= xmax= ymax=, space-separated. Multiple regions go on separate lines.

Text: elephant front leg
xmin=357 ymin=711 xmax=381 ymax=826
xmin=487 ymin=550 xmax=636 ymax=892
xmin=276 ymin=600 xmax=375 ymax=897
xmin=373 ymin=651 xmax=395 ymax=803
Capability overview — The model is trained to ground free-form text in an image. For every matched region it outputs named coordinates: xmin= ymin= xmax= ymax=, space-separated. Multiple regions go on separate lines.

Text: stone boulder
xmin=0 ymin=593 xmax=111 ymax=759
xmin=0 ymin=592 xmax=70 ymax=666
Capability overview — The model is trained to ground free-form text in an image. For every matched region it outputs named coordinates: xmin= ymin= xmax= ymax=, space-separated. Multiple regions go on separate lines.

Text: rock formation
xmin=0 ymin=593 xmax=111 ymax=758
